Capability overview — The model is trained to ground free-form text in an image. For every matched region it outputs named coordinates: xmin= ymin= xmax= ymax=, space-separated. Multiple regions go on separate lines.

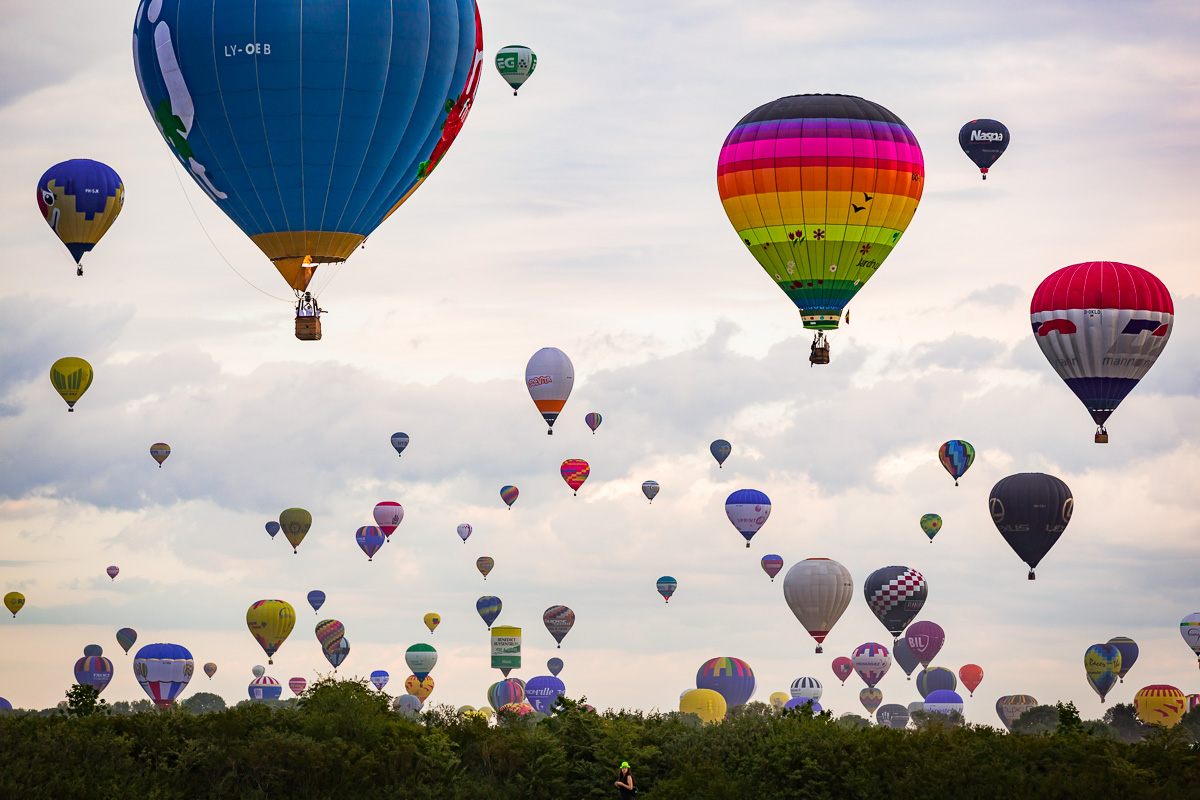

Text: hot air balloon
xmin=938 ymin=440 xmax=975 ymax=486
xmin=656 ymin=577 xmax=677 ymax=603
xmin=116 ymin=627 xmax=137 ymax=654
xmin=905 ymin=621 xmax=945 ymax=668
xmin=893 ymin=637 xmax=920 ymax=680
xmin=916 ymin=667 xmax=957 ymax=699
xmin=476 ymin=557 xmax=495 ymax=579
xmin=919 ymin=514 xmax=942 ymax=542
xmin=526 ymin=675 xmax=565 ymax=714
xmin=203 ymin=662 xmax=217 ymax=679
xmin=373 ymin=502 xmax=404 ymax=538
xmin=782 ymin=558 xmax=853 ymax=652
xmin=265 ymin=520 xmax=280 ymax=540
xmin=4 ymin=592 xmax=25 ymax=618
xmin=860 ymin=688 xmax=883 ymax=717
xmin=864 ymin=566 xmax=927 ymax=641
xmin=680 ymin=688 xmax=727 ymax=724
xmin=988 ymin=473 xmax=1073 ymax=579
xmin=50 ymin=357 xmax=93 ymax=412
xmin=697 ymin=657 xmax=756 ymax=708
xmin=585 ymin=412 xmax=602 ymax=433
xmin=1181 ymin=613 xmax=1200 ymax=667
xmin=958 ymin=119 xmax=1009 ymax=179
xmin=783 ymin=697 xmax=821 ymax=713
xmin=406 ymin=644 xmax=437 ymax=680
xmin=495 ymin=45 xmax=536 ymax=95
xmin=907 ymin=701 xmax=925 ymax=717
xmin=789 ymin=677 xmax=823 ymax=702
xmin=1030 ymin=262 xmax=1173 ymax=442
xmin=394 ymin=694 xmax=424 ymax=716
xmin=1107 ymin=637 xmax=1139 ymax=683
xmin=832 ymin=657 xmax=853 ymax=686
xmin=279 ymin=508 xmax=312 ymax=554
xmin=405 ymin=674 xmax=435 ymax=702
xmin=355 ymin=526 xmax=386 ymax=561
xmin=246 ymin=600 xmax=296 ymax=664
xmin=1084 ymin=643 xmax=1122 ymax=703
xmin=710 ymin=439 xmax=731 ymax=467
xmin=477 ymin=596 xmax=502 ymax=629
xmin=307 ymin=590 xmax=325 ymax=614
xmin=132 ymin=0 xmax=484 ymax=337
xmin=315 ymin=619 xmax=345 ymax=652
xmin=725 ymin=489 xmax=771 ymax=548
xmin=324 ymin=637 xmax=350 ymax=670
xmin=424 ymin=613 xmax=441 ymax=633
xmin=252 ymin=665 xmax=266 ymax=678
xmin=500 ymin=486 xmax=519 ymax=509
xmin=543 ymin=606 xmax=575 ymax=648
xmin=133 ymin=643 xmax=194 ymax=708
xmin=561 ymin=459 xmax=590 ymax=495
xmin=924 ymin=689 xmax=964 ymax=717
xmin=390 ymin=433 xmax=410 ymax=457
xmin=488 ymin=679 xmax=525 ymax=711
xmin=526 ymin=348 xmax=574 ymax=434
xmin=1134 ymin=685 xmax=1186 ymax=727
xmin=457 ymin=524 xmax=473 ymax=544
xmin=547 ymin=658 xmax=564 ymax=677
xmin=289 ymin=677 xmax=307 ymax=696
xmin=248 ymin=675 xmax=282 ymax=700
xmin=370 ymin=670 xmax=390 ymax=692
xmin=37 ymin=159 xmax=124 ymax=275
xmin=106 ymin=566 xmax=119 ymax=581
xmin=851 ymin=643 xmax=891 ymax=689
xmin=717 ymin=94 xmax=924 ymax=363
xmin=641 ymin=481 xmax=660 ymax=503
xmin=149 ymin=443 xmax=170 ymax=467
xmin=958 ymin=665 xmax=984 ymax=697
xmin=760 ymin=555 xmax=784 ymax=582
xmin=767 ymin=692 xmax=786 ymax=709
xmin=995 ymin=695 xmax=1038 ymax=730
xmin=877 ymin=703 xmax=910 ymax=729
xmin=73 ymin=646 xmax=114 ymax=694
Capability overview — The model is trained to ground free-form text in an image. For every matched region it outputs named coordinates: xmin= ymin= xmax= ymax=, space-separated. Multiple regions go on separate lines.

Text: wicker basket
xmin=809 ymin=346 xmax=830 ymax=365
xmin=295 ymin=316 xmax=322 ymax=341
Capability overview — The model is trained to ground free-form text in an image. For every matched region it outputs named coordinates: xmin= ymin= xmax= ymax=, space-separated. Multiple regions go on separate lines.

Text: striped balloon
xmin=355 ymin=526 xmax=386 ymax=561
xmin=851 ymin=642 xmax=891 ymax=689
xmin=133 ymin=643 xmax=194 ymax=708
xmin=560 ymin=460 xmax=590 ymax=495
xmin=860 ymin=688 xmax=883 ymax=716
xmin=476 ymin=556 xmax=495 ymax=579
xmin=696 ymin=657 xmax=756 ymax=708
xmin=1134 ymin=685 xmax=1185 ymax=727
xmin=149 ymin=443 xmax=171 ymax=467
xmin=938 ymin=440 xmax=975 ymax=486
xmin=476 ymin=596 xmax=502 ymax=629
xmin=500 ymin=487 xmax=519 ymax=509
xmin=116 ymin=627 xmax=137 ymax=654
xmin=315 ymin=619 xmax=345 ymax=652
xmin=288 ymin=677 xmax=307 ymax=696
xmin=656 ymin=576 xmax=677 ymax=603
xmin=760 ymin=555 xmax=784 ymax=582
xmin=585 ymin=412 xmax=602 ymax=433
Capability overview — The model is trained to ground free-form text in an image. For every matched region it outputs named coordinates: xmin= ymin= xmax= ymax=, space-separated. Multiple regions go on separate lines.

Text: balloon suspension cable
xmin=167 ymin=157 xmax=292 ymax=304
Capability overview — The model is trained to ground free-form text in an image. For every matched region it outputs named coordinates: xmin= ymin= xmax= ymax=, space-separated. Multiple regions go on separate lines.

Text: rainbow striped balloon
xmin=718 ymin=94 xmax=924 ymax=334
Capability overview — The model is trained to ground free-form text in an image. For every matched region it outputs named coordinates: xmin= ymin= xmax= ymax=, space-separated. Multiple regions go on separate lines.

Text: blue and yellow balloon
xmin=37 ymin=159 xmax=124 ymax=275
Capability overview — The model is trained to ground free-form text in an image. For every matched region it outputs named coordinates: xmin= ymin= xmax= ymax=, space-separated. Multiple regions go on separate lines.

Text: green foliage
xmin=0 ymin=682 xmax=1197 ymax=798
xmin=62 ymin=684 xmax=108 ymax=718
xmin=1011 ymin=704 xmax=1059 ymax=735
xmin=182 ymin=692 xmax=228 ymax=714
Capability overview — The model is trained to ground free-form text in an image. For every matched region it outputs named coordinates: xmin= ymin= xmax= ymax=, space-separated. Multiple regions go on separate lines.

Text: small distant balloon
xmin=355 ymin=526 xmax=386 ymax=561
xmin=457 ymin=523 xmax=473 ymax=543
xmin=289 ymin=677 xmax=307 ymax=696
xmin=390 ymin=433 xmax=409 ymax=457
xmin=116 ymin=627 xmax=137 ymax=654
xmin=106 ymin=566 xmax=119 ymax=581
xmin=315 ymin=619 xmax=346 ymax=652
xmin=307 ymin=590 xmax=326 ymax=614
xmin=585 ymin=412 xmax=602 ymax=433
xmin=919 ymin=514 xmax=942 ymax=542
xmin=543 ymin=605 xmax=575 ymax=648
xmin=958 ymin=119 xmax=1009 ymax=179
xmin=149 ymin=443 xmax=171 ymax=467
xmin=50 ymin=357 xmax=93 ymax=412
xmin=424 ymin=613 xmax=441 ymax=633
xmin=370 ymin=670 xmax=390 ymax=692
xmin=547 ymin=657 xmax=564 ymax=677
xmin=725 ymin=489 xmax=771 ymax=548
xmin=252 ymin=665 xmax=265 ymax=678
xmin=476 ymin=557 xmax=495 ymax=579
xmin=246 ymin=599 xmax=296 ymax=664
xmin=265 ymin=521 xmax=280 ymax=539
xmin=959 ymin=664 xmax=984 ymax=697
xmin=893 ymin=638 xmax=920 ymax=679
xmin=203 ymin=662 xmax=217 ymax=679
xmin=1108 ymin=636 xmax=1139 ymax=682
xmin=477 ymin=596 xmax=502 ymax=629
xmin=279 ymin=508 xmax=312 ymax=554
xmin=373 ymin=502 xmax=403 ymax=538
xmin=495 ymin=45 xmax=537 ymax=96
xmin=710 ymin=439 xmax=731 ymax=468
xmin=500 ymin=486 xmax=519 ymax=509
xmin=860 ymin=688 xmax=883 ymax=717
xmin=1085 ymin=643 xmax=1122 ymax=703
xmin=760 ymin=555 xmax=783 ymax=582
xmin=641 ymin=481 xmax=660 ymax=503
xmin=560 ymin=459 xmax=590 ymax=495
xmin=852 ymin=643 xmax=892 ymax=689
xmin=324 ymin=637 xmax=350 ymax=670
xmin=656 ymin=576 xmax=677 ymax=603
xmin=938 ymin=440 xmax=975 ymax=486
xmin=4 ymin=592 xmax=25 ymax=618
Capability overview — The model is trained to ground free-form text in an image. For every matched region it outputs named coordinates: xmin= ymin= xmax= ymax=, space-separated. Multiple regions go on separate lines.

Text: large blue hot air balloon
xmin=133 ymin=643 xmax=194 ymax=708
xmin=696 ymin=657 xmax=756 ymax=708
xmin=131 ymin=0 xmax=484 ymax=318
xmin=37 ymin=159 xmax=124 ymax=274
xmin=525 ymin=675 xmax=566 ymax=714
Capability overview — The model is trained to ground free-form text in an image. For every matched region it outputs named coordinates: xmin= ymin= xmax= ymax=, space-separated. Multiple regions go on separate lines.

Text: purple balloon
xmin=924 ymin=689 xmax=963 ymax=715
xmin=892 ymin=637 xmax=921 ymax=679
xmin=524 ymin=675 xmax=566 ymax=714
xmin=784 ymin=697 xmax=822 ymax=713
xmin=904 ymin=621 xmax=945 ymax=667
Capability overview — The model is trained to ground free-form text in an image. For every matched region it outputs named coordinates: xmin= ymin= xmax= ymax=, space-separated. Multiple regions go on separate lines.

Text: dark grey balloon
xmin=988 ymin=472 xmax=1073 ymax=579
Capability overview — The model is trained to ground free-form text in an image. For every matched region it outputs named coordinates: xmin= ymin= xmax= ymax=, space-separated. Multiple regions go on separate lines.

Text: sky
xmin=1 ymin=0 xmax=1199 ymax=723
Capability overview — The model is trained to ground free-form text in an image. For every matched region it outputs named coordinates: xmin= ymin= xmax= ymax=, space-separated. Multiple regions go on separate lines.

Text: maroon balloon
xmin=904 ymin=621 xmax=945 ymax=668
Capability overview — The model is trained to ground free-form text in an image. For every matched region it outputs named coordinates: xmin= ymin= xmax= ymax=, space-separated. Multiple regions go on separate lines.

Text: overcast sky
xmin=1 ymin=0 xmax=1198 ymax=723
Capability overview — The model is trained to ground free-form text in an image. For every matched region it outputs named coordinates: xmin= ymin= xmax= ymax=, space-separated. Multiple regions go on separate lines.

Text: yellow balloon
xmin=405 ymin=674 xmax=435 ymax=702
xmin=4 ymin=591 xmax=26 ymax=618
xmin=769 ymin=691 xmax=790 ymax=710
xmin=1134 ymin=685 xmax=1186 ymax=727
xmin=246 ymin=599 xmax=296 ymax=664
xmin=279 ymin=508 xmax=312 ymax=553
xmin=50 ymin=357 xmax=93 ymax=412
xmin=424 ymin=613 xmax=441 ymax=633
xmin=680 ymin=688 xmax=727 ymax=724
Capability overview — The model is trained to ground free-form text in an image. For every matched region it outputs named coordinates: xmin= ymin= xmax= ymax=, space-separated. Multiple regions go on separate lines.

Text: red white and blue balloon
xmin=851 ymin=642 xmax=892 ymax=689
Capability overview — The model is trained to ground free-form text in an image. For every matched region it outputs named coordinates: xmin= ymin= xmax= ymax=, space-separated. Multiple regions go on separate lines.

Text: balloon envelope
xmin=543 ymin=606 xmax=575 ymax=647
xmin=476 ymin=556 xmax=494 ymax=578
xmin=50 ymin=357 xmax=93 ymax=411
xmin=924 ymin=689 xmax=964 ymax=716
xmin=355 ymin=526 xmax=386 ymax=561
xmin=246 ymin=600 xmax=296 ymax=663
xmin=500 ymin=486 xmax=519 ymax=508
xmin=656 ymin=576 xmax=677 ymax=603
xmin=279 ymin=508 xmax=312 ymax=553
xmin=1181 ymin=613 xmax=1200 ymax=661
xmin=641 ymin=481 xmax=660 ymax=502
xmin=315 ymin=619 xmax=346 ymax=652
xmin=307 ymin=590 xmax=326 ymax=614
xmin=149 ymin=443 xmax=170 ymax=466
xmin=851 ymin=643 xmax=891 ymax=688
xmin=877 ymin=703 xmax=910 ymax=729
xmin=324 ymin=637 xmax=350 ymax=669
xmin=289 ymin=677 xmax=307 ymax=696
xmin=3 ymin=591 xmax=24 ymax=618
xmin=938 ymin=440 xmax=975 ymax=485
xmin=525 ymin=675 xmax=565 ymax=714
xmin=116 ymin=627 xmax=137 ymax=654
xmin=560 ymin=459 xmax=590 ymax=494
xmin=783 ymin=697 xmax=821 ymax=713
xmin=476 ymin=596 xmax=502 ymax=628
xmin=457 ymin=523 xmax=473 ymax=542
xmin=680 ymin=688 xmax=727 ymax=724
xmin=916 ymin=667 xmax=957 ymax=699
xmin=370 ymin=670 xmax=390 ymax=692
xmin=696 ymin=657 xmax=756 ymax=708
xmin=495 ymin=45 xmax=536 ymax=93
xmin=248 ymin=675 xmax=282 ymax=701
xmin=958 ymin=119 xmax=1009 ymax=178
xmin=1135 ymin=685 xmax=1186 ymax=727
xmin=390 ymin=433 xmax=410 ymax=456
xmin=760 ymin=555 xmax=784 ymax=581
xmin=394 ymin=694 xmax=423 ymax=715
xmin=37 ymin=159 xmax=124 ymax=268
xmin=959 ymin=664 xmax=984 ymax=696
xmin=585 ymin=412 xmax=602 ymax=432
xmin=133 ymin=643 xmax=194 ymax=708
xmin=988 ymin=473 xmax=1073 ymax=578
xmin=860 ymin=688 xmax=883 ymax=716
xmin=405 ymin=644 xmax=437 ymax=680
xmin=106 ymin=566 xmax=119 ymax=581
xmin=405 ymin=674 xmax=435 ymax=701
xmin=864 ymin=566 xmax=927 ymax=638
xmin=1084 ymin=643 xmax=1121 ymax=702
xmin=995 ymin=695 xmax=1038 ymax=730
xmin=782 ymin=558 xmax=853 ymax=652
xmin=424 ymin=613 xmax=441 ymax=633
xmin=919 ymin=514 xmax=942 ymax=541
xmin=203 ymin=662 xmax=217 ymax=679
xmin=265 ymin=521 xmax=280 ymax=539
xmin=709 ymin=439 xmax=731 ymax=467
xmin=488 ymin=679 xmax=525 ymax=711
xmin=789 ymin=677 xmax=822 ymax=702
xmin=1107 ymin=636 xmax=1139 ymax=681
xmin=526 ymin=348 xmax=574 ymax=433
xmin=74 ymin=650 xmax=115 ymax=694
xmin=373 ymin=502 xmax=404 ymax=537
xmin=904 ymin=621 xmax=945 ymax=668
xmin=547 ymin=657 xmax=563 ymax=677
xmin=892 ymin=637 xmax=920 ymax=678
xmin=725 ymin=489 xmax=771 ymax=547
xmin=832 ymin=657 xmax=853 ymax=685
xmin=252 ymin=665 xmax=265 ymax=678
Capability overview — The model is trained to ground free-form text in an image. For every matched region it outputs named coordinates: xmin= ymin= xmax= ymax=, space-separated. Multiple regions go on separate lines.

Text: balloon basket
xmin=1027 ymin=571 xmax=1036 ymax=581
xmin=1095 ymin=428 xmax=1109 ymax=444
xmin=809 ymin=346 xmax=830 ymax=365
xmin=295 ymin=315 xmax=322 ymax=341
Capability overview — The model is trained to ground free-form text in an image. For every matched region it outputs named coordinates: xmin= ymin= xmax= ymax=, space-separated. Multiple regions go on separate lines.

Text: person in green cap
xmin=614 ymin=761 xmax=635 ymax=797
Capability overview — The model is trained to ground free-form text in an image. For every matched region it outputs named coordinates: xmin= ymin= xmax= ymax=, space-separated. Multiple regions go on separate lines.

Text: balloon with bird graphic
xmin=495 ymin=45 xmax=536 ymax=95
xmin=150 ymin=443 xmax=170 ymax=467
xmin=958 ymin=119 xmax=1009 ymax=179
xmin=132 ymin=0 xmax=485 ymax=326
xmin=526 ymin=348 xmax=573 ymax=434
xmin=561 ymin=459 xmax=590 ymax=495
xmin=717 ymin=94 xmax=924 ymax=361
xmin=938 ymin=440 xmax=974 ymax=486
xmin=246 ymin=600 xmax=296 ymax=664
xmin=50 ymin=357 xmax=93 ymax=412
xmin=37 ymin=159 xmax=124 ymax=275
xmin=1030 ymin=261 xmax=1173 ymax=442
